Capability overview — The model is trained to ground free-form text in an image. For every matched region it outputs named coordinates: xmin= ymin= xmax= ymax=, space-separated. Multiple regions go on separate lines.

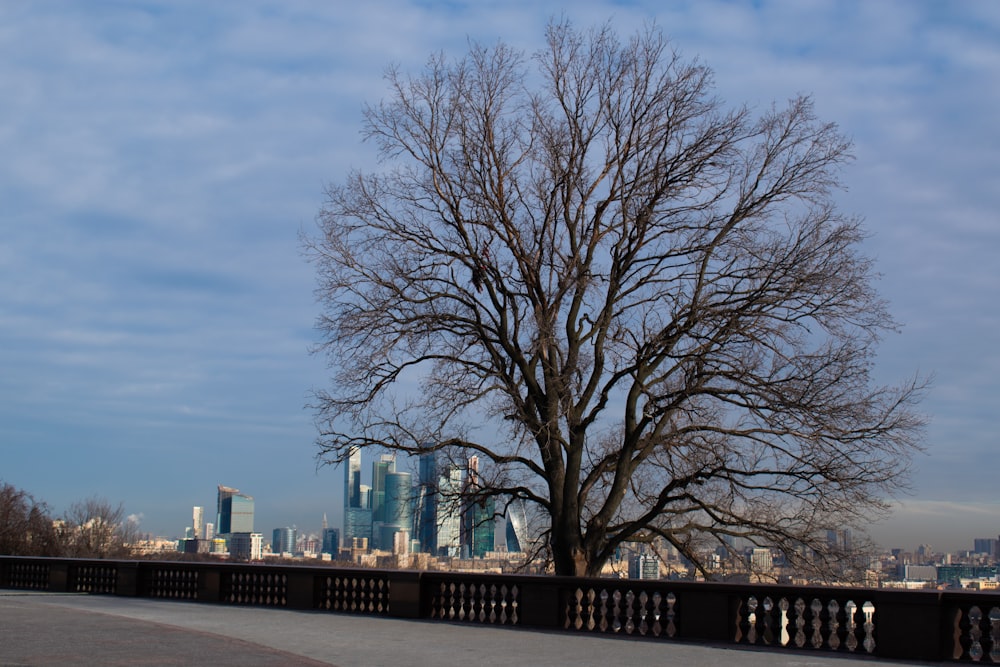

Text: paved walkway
xmin=1 ymin=590 xmax=939 ymax=666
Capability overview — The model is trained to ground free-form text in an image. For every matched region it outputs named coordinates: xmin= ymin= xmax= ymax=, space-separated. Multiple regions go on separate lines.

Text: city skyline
xmin=1 ymin=2 xmax=998 ymax=555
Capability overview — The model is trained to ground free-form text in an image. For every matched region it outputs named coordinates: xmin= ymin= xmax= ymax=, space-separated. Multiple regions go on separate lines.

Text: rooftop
xmin=1 ymin=590 xmax=940 ymax=666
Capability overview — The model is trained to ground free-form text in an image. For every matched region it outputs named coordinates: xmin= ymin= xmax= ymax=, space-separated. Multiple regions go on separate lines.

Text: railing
xmin=3 ymin=555 xmax=998 ymax=662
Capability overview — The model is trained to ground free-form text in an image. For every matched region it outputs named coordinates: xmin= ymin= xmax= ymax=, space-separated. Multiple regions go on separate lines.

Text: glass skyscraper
xmin=217 ymin=485 xmax=254 ymax=535
xmin=461 ymin=456 xmax=495 ymax=558
xmin=370 ymin=455 xmax=395 ymax=524
xmin=272 ymin=526 xmax=296 ymax=555
xmin=322 ymin=527 xmax=340 ymax=555
xmin=414 ymin=450 xmax=438 ymax=554
xmin=344 ymin=448 xmax=362 ymax=511
xmin=343 ymin=448 xmax=368 ymax=545
xmin=384 ymin=471 xmax=412 ymax=526
xmin=436 ymin=464 xmax=463 ymax=557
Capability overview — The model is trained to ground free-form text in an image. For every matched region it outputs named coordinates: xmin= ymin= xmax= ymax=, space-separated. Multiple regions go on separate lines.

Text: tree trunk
xmin=551 ymin=509 xmax=590 ymax=576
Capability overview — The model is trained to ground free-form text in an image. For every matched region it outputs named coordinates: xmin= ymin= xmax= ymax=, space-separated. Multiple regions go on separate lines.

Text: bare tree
xmin=0 ymin=482 xmax=61 ymax=557
xmin=61 ymin=496 xmax=140 ymax=559
xmin=308 ymin=20 xmax=925 ymax=577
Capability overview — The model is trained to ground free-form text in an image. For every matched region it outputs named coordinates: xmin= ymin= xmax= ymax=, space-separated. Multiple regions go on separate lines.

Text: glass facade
xmin=322 ymin=527 xmax=340 ymax=555
xmin=225 ymin=494 xmax=254 ymax=534
xmin=217 ymin=485 xmax=253 ymax=535
xmin=272 ymin=526 xmax=296 ymax=554
xmin=384 ymin=471 xmax=413 ymax=533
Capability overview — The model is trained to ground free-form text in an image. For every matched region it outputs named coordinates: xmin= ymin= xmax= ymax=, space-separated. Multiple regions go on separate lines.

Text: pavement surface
xmin=0 ymin=590 xmax=942 ymax=666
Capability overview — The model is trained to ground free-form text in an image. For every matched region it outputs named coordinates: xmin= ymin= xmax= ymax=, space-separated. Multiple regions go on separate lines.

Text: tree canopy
xmin=308 ymin=20 xmax=925 ymax=577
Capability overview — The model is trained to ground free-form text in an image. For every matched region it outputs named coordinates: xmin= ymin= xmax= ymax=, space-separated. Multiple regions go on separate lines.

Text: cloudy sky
xmin=1 ymin=1 xmax=997 ymax=553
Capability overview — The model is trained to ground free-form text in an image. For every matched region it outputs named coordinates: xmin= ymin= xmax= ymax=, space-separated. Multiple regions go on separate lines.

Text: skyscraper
xmin=371 ymin=455 xmax=396 ymax=524
xmin=505 ymin=500 xmax=528 ymax=553
xmin=461 ymin=456 xmax=495 ymax=558
xmin=322 ymin=527 xmax=340 ymax=555
xmin=380 ymin=470 xmax=413 ymax=550
xmin=436 ymin=463 xmax=463 ymax=557
xmin=272 ymin=526 xmax=296 ymax=555
xmin=345 ymin=506 xmax=372 ymax=545
xmin=384 ymin=471 xmax=412 ymax=527
xmin=414 ymin=450 xmax=439 ymax=553
xmin=216 ymin=485 xmax=237 ymax=534
xmin=369 ymin=455 xmax=396 ymax=549
xmin=192 ymin=506 xmax=203 ymax=540
xmin=344 ymin=447 xmax=362 ymax=511
xmin=217 ymin=485 xmax=254 ymax=535
xmin=343 ymin=448 xmax=372 ymax=546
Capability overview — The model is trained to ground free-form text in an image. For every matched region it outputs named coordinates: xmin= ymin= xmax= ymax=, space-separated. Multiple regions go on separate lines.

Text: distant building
xmin=629 ymin=553 xmax=660 ymax=580
xmin=343 ymin=448 xmax=371 ymax=546
xmin=370 ymin=456 xmax=396 ymax=548
xmin=192 ymin=506 xmax=203 ymax=540
xmin=414 ymin=450 xmax=439 ymax=554
xmin=217 ymin=485 xmax=254 ymax=535
xmin=392 ymin=529 xmax=411 ymax=556
xmin=345 ymin=507 xmax=372 ymax=545
xmin=217 ymin=486 xmax=237 ymax=533
xmin=461 ymin=457 xmax=495 ymax=558
xmin=384 ymin=472 xmax=412 ymax=530
xmin=750 ymin=547 xmax=773 ymax=572
xmin=322 ymin=527 xmax=340 ymax=555
xmin=505 ymin=500 xmax=528 ymax=553
xmin=181 ymin=538 xmax=211 ymax=554
xmin=344 ymin=448 xmax=362 ymax=510
xmin=974 ymin=538 xmax=998 ymax=557
xmin=229 ymin=532 xmax=263 ymax=560
xmin=272 ymin=526 xmax=297 ymax=555
xmin=900 ymin=564 xmax=937 ymax=582
xmin=827 ymin=528 xmax=852 ymax=553
xmin=436 ymin=464 xmax=464 ymax=557
xmin=299 ymin=534 xmax=320 ymax=556
xmin=371 ymin=455 xmax=396 ymax=524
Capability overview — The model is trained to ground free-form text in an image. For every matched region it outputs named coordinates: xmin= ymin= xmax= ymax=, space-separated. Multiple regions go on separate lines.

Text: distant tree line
xmin=0 ymin=481 xmax=139 ymax=559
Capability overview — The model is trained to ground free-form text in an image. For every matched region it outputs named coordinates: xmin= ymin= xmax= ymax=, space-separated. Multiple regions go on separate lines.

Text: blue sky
xmin=1 ymin=1 xmax=997 ymax=553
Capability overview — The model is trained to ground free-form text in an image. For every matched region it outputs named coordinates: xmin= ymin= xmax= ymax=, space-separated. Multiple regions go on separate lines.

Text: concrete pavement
xmin=1 ymin=590 xmax=939 ymax=666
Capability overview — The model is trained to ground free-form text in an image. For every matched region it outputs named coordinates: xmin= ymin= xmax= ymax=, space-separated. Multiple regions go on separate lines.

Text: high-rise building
xmin=345 ymin=507 xmax=372 ymax=545
xmin=204 ymin=522 xmax=215 ymax=541
xmin=974 ymin=538 xmax=998 ymax=556
xmin=461 ymin=456 xmax=495 ymax=558
xmin=344 ymin=448 xmax=362 ymax=511
xmin=343 ymin=448 xmax=372 ymax=546
xmin=827 ymin=528 xmax=852 ymax=553
xmin=505 ymin=500 xmax=528 ymax=553
xmin=414 ymin=450 xmax=439 ymax=554
xmin=217 ymin=485 xmax=238 ymax=533
xmin=436 ymin=464 xmax=463 ymax=557
xmin=322 ymin=527 xmax=340 ymax=555
xmin=371 ymin=455 xmax=396 ymax=524
xmin=218 ymin=488 xmax=254 ymax=535
xmin=344 ymin=447 xmax=372 ymax=553
xmin=379 ymin=470 xmax=413 ymax=551
xmin=369 ymin=455 xmax=397 ymax=549
xmin=192 ymin=506 xmax=203 ymax=540
xmin=272 ymin=526 xmax=297 ymax=555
